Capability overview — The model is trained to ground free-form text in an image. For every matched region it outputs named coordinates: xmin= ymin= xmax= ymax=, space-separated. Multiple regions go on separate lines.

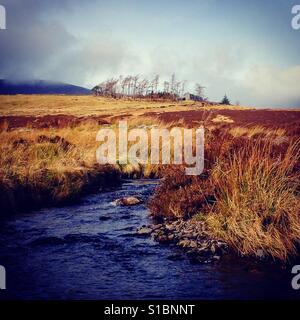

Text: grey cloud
xmin=47 ymin=38 xmax=141 ymax=88
xmin=0 ymin=0 xmax=140 ymax=87
xmin=0 ymin=0 xmax=78 ymax=79
xmin=0 ymin=22 xmax=76 ymax=79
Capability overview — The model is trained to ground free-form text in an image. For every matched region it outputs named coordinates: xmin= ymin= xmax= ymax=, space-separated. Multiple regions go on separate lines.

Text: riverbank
xmin=1 ymin=96 xmax=300 ymax=263
xmin=148 ymin=134 xmax=300 ymax=262
xmin=0 ymin=116 xmax=163 ymax=217
xmin=0 ymin=165 xmax=121 ymax=216
xmin=0 ymin=180 xmax=298 ymax=300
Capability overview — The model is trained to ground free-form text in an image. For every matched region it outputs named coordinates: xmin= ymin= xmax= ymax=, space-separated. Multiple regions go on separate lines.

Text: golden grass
xmin=0 ymin=122 xmax=120 ymax=215
xmin=229 ymin=125 xmax=286 ymax=138
xmin=0 ymin=115 xmax=179 ymax=215
xmin=204 ymin=138 xmax=300 ymax=261
xmin=0 ymin=95 xmax=251 ymax=117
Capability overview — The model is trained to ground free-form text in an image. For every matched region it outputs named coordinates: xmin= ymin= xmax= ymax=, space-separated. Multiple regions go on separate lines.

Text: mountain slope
xmin=0 ymin=80 xmax=91 ymax=95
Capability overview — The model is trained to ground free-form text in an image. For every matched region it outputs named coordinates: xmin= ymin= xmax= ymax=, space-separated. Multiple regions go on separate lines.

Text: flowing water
xmin=0 ymin=180 xmax=298 ymax=300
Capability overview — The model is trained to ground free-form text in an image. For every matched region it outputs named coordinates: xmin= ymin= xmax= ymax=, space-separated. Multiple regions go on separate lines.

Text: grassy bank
xmin=0 ymin=122 xmax=123 ymax=216
xmin=149 ymin=125 xmax=300 ymax=261
xmin=0 ymin=116 xmax=166 ymax=216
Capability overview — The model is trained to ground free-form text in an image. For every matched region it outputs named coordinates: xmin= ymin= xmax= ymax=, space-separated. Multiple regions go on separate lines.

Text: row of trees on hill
xmin=92 ymin=74 xmax=200 ymax=101
xmin=92 ymin=74 xmax=232 ymax=104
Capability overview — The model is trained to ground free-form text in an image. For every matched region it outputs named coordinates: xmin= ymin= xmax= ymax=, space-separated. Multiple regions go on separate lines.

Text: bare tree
xmin=194 ymin=83 xmax=206 ymax=99
xmin=139 ymin=78 xmax=149 ymax=96
xmin=170 ymin=73 xmax=176 ymax=95
xmin=174 ymin=81 xmax=181 ymax=97
xmin=121 ymin=76 xmax=127 ymax=96
xmin=123 ymin=76 xmax=131 ymax=96
xmin=180 ymin=80 xmax=186 ymax=97
xmin=163 ymin=81 xmax=170 ymax=93
xmin=153 ymin=75 xmax=159 ymax=93
xmin=132 ymin=75 xmax=139 ymax=97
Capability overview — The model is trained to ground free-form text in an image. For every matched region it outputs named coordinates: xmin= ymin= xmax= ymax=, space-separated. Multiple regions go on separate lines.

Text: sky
xmin=0 ymin=0 xmax=300 ymax=107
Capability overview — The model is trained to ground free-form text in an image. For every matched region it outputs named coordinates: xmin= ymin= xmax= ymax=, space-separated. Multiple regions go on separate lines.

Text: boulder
xmin=113 ymin=196 xmax=142 ymax=206
xmin=137 ymin=227 xmax=153 ymax=235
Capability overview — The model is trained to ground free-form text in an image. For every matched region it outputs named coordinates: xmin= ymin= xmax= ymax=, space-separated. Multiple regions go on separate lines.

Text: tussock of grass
xmin=205 ymin=138 xmax=300 ymax=261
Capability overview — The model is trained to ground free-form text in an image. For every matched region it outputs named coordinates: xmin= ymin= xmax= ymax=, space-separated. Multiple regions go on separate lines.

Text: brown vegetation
xmin=0 ymin=122 xmax=121 ymax=216
xmin=205 ymin=138 xmax=300 ymax=261
xmin=1 ymin=95 xmax=300 ymax=262
xmin=149 ymin=124 xmax=300 ymax=261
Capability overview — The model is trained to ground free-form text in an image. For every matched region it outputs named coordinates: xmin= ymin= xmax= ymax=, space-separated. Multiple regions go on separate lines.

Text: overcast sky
xmin=0 ymin=0 xmax=300 ymax=107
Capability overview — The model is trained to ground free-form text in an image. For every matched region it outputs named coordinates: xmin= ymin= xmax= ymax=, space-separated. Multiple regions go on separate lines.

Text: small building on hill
xmin=183 ymin=92 xmax=204 ymax=102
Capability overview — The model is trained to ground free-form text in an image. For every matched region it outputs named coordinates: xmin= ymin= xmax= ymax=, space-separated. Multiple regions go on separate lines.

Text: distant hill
xmin=0 ymin=79 xmax=91 ymax=95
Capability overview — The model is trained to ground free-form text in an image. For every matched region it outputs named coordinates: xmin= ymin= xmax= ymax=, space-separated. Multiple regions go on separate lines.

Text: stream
xmin=0 ymin=180 xmax=298 ymax=300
